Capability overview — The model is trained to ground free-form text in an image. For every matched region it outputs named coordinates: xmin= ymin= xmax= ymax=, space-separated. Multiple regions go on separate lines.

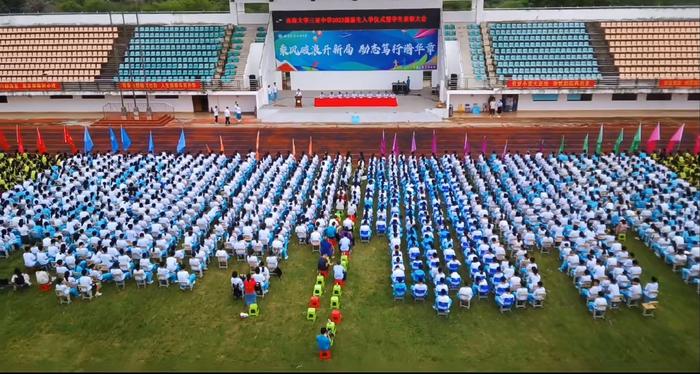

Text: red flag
xmin=308 ymin=136 xmax=313 ymax=155
xmin=292 ymin=138 xmax=296 ymax=157
xmin=694 ymin=134 xmax=700 ymax=156
xmin=255 ymin=130 xmax=260 ymax=160
xmin=16 ymin=125 xmax=24 ymax=153
xmin=205 ymin=144 xmax=212 ymax=153
xmin=64 ymin=128 xmax=78 ymax=154
xmin=0 ymin=129 xmax=9 ymax=152
xmin=219 ymin=135 xmax=225 ymax=154
xmin=36 ymin=128 xmax=47 ymax=154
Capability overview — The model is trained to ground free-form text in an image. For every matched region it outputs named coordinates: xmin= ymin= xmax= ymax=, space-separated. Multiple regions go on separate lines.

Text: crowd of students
xmin=652 ymin=152 xmax=700 ymax=187
xmin=0 ymin=153 xmax=65 ymax=192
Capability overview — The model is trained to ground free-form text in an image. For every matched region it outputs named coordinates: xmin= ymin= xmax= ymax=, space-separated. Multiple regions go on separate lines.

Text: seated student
xmin=643 ymin=276 xmax=659 ymax=302
xmin=515 ymin=282 xmax=529 ymax=303
xmin=316 ymin=327 xmax=332 ymax=354
xmin=495 ymin=289 xmax=515 ymax=309
xmin=391 ymin=265 xmax=405 ymax=284
xmin=581 ymin=279 xmax=602 ymax=301
xmin=411 ymin=279 xmax=428 ymax=299
xmin=412 ymin=263 xmax=426 ymax=283
xmin=231 ymin=271 xmax=244 ymax=299
xmin=339 ymin=235 xmax=351 ymax=255
xmin=621 ymin=278 xmax=643 ymax=303
xmin=435 ymin=278 xmax=449 ymax=296
xmin=177 ymin=267 xmax=197 ymax=288
xmin=110 ymin=263 xmax=130 ymax=283
xmin=317 ymin=255 xmax=330 ymax=277
xmin=10 ymin=268 xmax=31 ymax=290
xmin=23 ymin=248 xmax=37 ymax=270
xmin=78 ymin=269 xmax=101 ymax=297
xmin=588 ymin=291 xmax=608 ymax=314
xmin=333 ymin=260 xmax=346 ymax=284
xmin=448 ymin=271 xmax=462 ymax=289
xmin=457 ymin=285 xmax=473 ymax=304
xmin=681 ymin=259 xmax=700 ymax=282
xmin=434 ymin=289 xmax=452 ymax=312
xmin=392 ymin=281 xmax=407 ymax=298
xmin=247 ymin=253 xmax=260 ymax=269
xmin=359 ymin=221 xmax=371 ymax=240
xmin=157 ymin=261 xmax=175 ymax=282
xmin=54 ymin=278 xmax=70 ymax=299
xmin=320 ymin=237 xmax=334 ymax=258
xmin=528 ymin=281 xmax=547 ymax=305
xmin=133 ymin=263 xmax=153 ymax=285
xmin=252 ymin=267 xmax=268 ymax=295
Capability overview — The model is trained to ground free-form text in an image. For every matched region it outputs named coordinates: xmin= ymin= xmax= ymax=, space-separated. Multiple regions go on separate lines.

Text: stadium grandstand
xmin=0 ymin=0 xmax=698 ymax=372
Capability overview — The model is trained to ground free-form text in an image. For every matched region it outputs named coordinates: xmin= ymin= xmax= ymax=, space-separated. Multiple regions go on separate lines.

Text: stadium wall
xmin=0 ymin=95 xmax=195 ymax=112
xmin=447 ymin=93 xmax=700 ymax=112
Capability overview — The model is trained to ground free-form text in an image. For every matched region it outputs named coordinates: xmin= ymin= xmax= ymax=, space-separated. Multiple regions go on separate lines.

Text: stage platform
xmin=258 ymin=90 xmax=446 ymax=123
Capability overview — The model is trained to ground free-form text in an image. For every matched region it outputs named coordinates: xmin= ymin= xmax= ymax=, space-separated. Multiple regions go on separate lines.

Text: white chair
xmin=191 ymin=263 xmax=204 ymax=278
xmin=515 ymin=295 xmax=528 ymax=309
xmin=297 ymin=231 xmax=307 ymax=245
xmin=592 ymin=305 xmax=606 ymax=320
xmin=609 ymin=295 xmax=623 ymax=310
xmin=158 ymin=273 xmax=169 ymax=288
xmin=217 ymin=256 xmax=228 ymax=269
xmin=310 ymin=238 xmax=321 ymax=253
xmin=113 ymin=273 xmax=126 ymax=289
xmin=56 ymin=289 xmax=71 ymax=305
xmin=78 ymin=285 xmax=93 ymax=301
xmin=459 ymin=298 xmax=471 ymax=309
xmin=179 ymin=280 xmax=193 ymax=291
xmin=135 ymin=273 xmax=147 ymax=288
xmin=529 ymin=297 xmax=544 ymax=308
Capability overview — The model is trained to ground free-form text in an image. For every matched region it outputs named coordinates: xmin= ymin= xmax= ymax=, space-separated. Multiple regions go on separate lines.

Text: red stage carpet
xmin=314 ymin=97 xmax=398 ymax=107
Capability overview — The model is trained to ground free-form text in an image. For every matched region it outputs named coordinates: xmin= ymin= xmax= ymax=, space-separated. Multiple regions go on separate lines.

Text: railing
xmin=102 ymin=102 xmax=174 ymax=119
xmin=450 ymin=75 xmax=699 ymax=90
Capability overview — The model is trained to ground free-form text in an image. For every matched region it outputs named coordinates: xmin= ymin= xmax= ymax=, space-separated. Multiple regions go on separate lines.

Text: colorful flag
xmin=255 ymin=130 xmax=260 ymax=160
xmin=613 ymin=128 xmax=624 ymax=155
xmin=463 ymin=132 xmax=470 ymax=157
xmin=121 ymin=126 xmax=132 ymax=151
xmin=0 ymin=129 xmax=9 ymax=152
xmin=205 ymin=144 xmax=212 ymax=153
xmin=308 ymin=136 xmax=313 ymax=155
xmin=582 ymin=133 xmax=589 ymax=155
xmin=380 ymin=130 xmax=386 ymax=156
xmin=411 ymin=131 xmax=417 ymax=153
xmin=16 ymin=125 xmax=24 ymax=154
xmin=392 ymin=133 xmax=399 ymax=156
xmin=292 ymin=138 xmax=296 ymax=157
xmin=63 ymin=125 xmax=69 ymax=144
xmin=148 ymin=131 xmax=154 ymax=153
xmin=219 ymin=135 xmax=225 ymax=154
xmin=595 ymin=124 xmax=604 ymax=155
xmin=431 ymin=130 xmax=437 ymax=155
xmin=694 ymin=134 xmax=700 ymax=156
xmin=109 ymin=128 xmax=119 ymax=153
xmin=84 ymin=126 xmax=94 ymax=153
xmin=176 ymin=128 xmax=186 ymax=154
xmin=481 ymin=136 xmax=487 ymax=154
xmin=558 ymin=135 xmax=565 ymax=155
xmin=629 ymin=123 xmax=642 ymax=153
xmin=36 ymin=128 xmax=47 ymax=154
xmin=646 ymin=122 xmax=661 ymax=153
xmin=64 ymin=127 xmax=77 ymax=154
xmin=666 ymin=124 xmax=685 ymax=154
xmin=502 ymin=139 xmax=508 ymax=158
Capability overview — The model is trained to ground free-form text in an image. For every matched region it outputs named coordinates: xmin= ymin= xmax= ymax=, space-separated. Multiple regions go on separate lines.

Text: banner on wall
xmin=118 ymin=82 xmax=202 ymax=91
xmin=0 ymin=82 xmax=62 ymax=91
xmin=271 ymin=8 xmax=440 ymax=72
xmin=506 ymin=80 xmax=597 ymax=89
xmin=658 ymin=79 xmax=700 ymax=88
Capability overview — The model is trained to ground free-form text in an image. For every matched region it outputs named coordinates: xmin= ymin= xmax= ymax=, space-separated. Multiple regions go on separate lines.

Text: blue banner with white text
xmin=274 ymin=29 xmax=438 ymax=71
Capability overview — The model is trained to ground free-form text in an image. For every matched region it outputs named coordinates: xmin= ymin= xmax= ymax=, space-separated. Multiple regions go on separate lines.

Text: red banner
xmin=506 ymin=80 xmax=597 ymax=89
xmin=118 ymin=82 xmax=202 ymax=91
xmin=0 ymin=82 xmax=62 ymax=91
xmin=658 ymin=79 xmax=700 ymax=88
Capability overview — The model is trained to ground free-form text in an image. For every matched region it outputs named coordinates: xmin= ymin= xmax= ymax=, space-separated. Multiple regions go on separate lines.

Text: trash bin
xmin=448 ymin=104 xmax=454 ymax=118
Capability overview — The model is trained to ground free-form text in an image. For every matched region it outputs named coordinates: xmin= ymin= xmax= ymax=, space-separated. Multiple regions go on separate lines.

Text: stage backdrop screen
xmin=271 ymin=9 xmax=440 ymax=72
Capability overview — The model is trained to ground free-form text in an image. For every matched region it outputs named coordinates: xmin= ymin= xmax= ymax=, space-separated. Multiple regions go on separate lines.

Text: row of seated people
xmin=317 ymin=91 xmax=397 ymax=99
xmin=473 ymin=150 xmax=655 ymax=315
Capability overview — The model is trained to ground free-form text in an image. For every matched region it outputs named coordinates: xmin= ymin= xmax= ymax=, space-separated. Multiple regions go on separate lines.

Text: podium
xmin=295 ymin=95 xmax=302 ymax=108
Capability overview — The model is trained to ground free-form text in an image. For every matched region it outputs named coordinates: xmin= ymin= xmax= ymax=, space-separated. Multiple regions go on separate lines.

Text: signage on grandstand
xmin=506 ymin=80 xmax=597 ymax=89
xmin=0 ymin=82 xmax=62 ymax=91
xmin=658 ymin=79 xmax=700 ymax=88
xmin=118 ymin=82 xmax=203 ymax=91
xmin=272 ymin=8 xmax=440 ymax=72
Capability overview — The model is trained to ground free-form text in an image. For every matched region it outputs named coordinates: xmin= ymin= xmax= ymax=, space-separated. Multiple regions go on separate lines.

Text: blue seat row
xmin=492 ymin=22 xmax=585 ymax=29
xmin=493 ymin=34 xmax=589 ymax=42
xmin=494 ymin=47 xmax=593 ymax=54
xmin=502 ymin=74 xmax=603 ymax=80
xmin=123 ymin=56 xmax=218 ymax=64
xmin=496 ymin=60 xmax=597 ymax=68
xmin=491 ymin=28 xmax=586 ymax=36
xmin=497 ymin=67 xmax=600 ymax=75
xmin=138 ymin=26 xmax=222 ymax=32
xmin=495 ymin=53 xmax=594 ymax=61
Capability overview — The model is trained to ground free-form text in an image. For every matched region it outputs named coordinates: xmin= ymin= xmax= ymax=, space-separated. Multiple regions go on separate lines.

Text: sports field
xmin=0 ymin=207 xmax=698 ymax=371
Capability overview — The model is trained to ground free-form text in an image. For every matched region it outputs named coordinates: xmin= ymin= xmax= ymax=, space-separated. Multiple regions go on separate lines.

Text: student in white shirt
xmin=643 ymin=276 xmax=659 ymax=302
xmin=333 ymin=260 xmax=346 ymax=283
xmin=588 ymin=291 xmax=607 ymax=314
xmin=23 ymin=248 xmax=37 ymax=269
xmin=177 ymin=268 xmax=197 ymax=288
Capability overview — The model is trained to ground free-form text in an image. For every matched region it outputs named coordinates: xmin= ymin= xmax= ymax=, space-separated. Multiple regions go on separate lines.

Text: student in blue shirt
xmin=316 ymin=327 xmax=332 ymax=352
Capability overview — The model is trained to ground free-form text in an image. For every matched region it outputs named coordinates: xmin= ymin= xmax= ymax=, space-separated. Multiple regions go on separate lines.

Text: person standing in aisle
xmin=272 ymin=82 xmax=279 ymax=102
xmin=234 ymin=102 xmax=242 ymax=123
xmin=213 ymin=105 xmax=219 ymax=123
xmin=224 ymin=106 xmax=231 ymax=125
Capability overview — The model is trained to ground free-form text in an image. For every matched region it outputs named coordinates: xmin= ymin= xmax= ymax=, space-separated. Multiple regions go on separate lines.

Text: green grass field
xmin=0 ymin=229 xmax=698 ymax=371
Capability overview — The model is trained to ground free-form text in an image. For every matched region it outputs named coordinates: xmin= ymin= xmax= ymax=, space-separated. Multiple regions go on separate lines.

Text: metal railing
xmin=447 ymin=74 xmax=698 ymax=90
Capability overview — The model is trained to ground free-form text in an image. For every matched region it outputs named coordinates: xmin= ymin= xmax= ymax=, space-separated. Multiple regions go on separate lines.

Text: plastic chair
xmin=332 ymin=284 xmax=342 ymax=297
xmin=309 ymin=295 xmax=321 ymax=308
xmin=330 ymin=295 xmax=340 ymax=309
xmin=313 ymin=284 xmax=323 ymax=296
xmin=316 ymin=274 xmax=325 ymax=287
xmin=249 ymin=303 xmax=259 ymax=317
xmin=306 ymin=307 xmax=317 ymax=321
xmin=319 ymin=350 xmax=332 ymax=361
xmin=331 ymin=309 xmax=343 ymax=324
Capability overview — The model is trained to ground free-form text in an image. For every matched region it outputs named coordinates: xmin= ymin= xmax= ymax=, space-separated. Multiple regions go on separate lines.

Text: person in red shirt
xmin=243 ymin=273 xmax=257 ymax=306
